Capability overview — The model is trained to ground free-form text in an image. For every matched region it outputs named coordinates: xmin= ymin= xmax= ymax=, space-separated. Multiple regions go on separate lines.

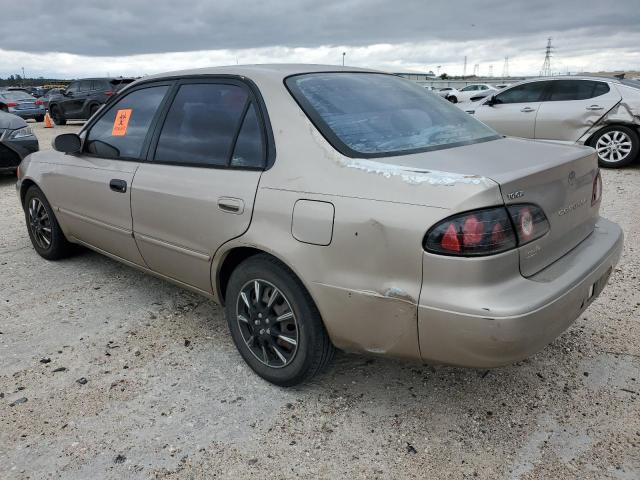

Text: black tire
xmin=24 ymin=186 xmax=74 ymax=260
xmin=447 ymin=95 xmax=458 ymax=104
xmin=589 ymin=125 xmax=639 ymax=168
xmin=49 ymin=105 xmax=67 ymax=125
xmin=34 ymin=115 xmax=45 ymax=122
xmin=0 ymin=104 xmax=7 ymax=112
xmin=89 ymin=104 xmax=100 ymax=117
xmin=225 ymin=254 xmax=335 ymax=386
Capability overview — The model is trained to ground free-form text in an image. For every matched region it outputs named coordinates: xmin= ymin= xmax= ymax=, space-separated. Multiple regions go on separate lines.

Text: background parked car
xmin=468 ymin=77 xmax=640 ymax=168
xmin=438 ymin=87 xmax=460 ymax=103
xmin=455 ymin=83 xmax=498 ymax=103
xmin=0 ymin=90 xmax=45 ymax=122
xmin=48 ymin=77 xmax=135 ymax=125
xmin=0 ymin=110 xmax=38 ymax=173
xmin=40 ymin=88 xmax=64 ymax=110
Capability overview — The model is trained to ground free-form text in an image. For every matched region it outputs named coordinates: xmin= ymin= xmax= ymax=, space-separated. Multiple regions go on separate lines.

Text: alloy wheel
xmin=596 ymin=130 xmax=633 ymax=164
xmin=28 ymin=198 xmax=52 ymax=250
xmin=235 ymin=279 xmax=299 ymax=368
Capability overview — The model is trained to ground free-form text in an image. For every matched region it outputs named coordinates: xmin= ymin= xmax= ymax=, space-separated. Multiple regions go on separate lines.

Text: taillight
xmin=507 ymin=204 xmax=549 ymax=245
xmin=6 ymin=102 xmax=17 ymax=107
xmin=35 ymin=99 xmax=44 ymax=106
xmin=424 ymin=204 xmax=549 ymax=256
xmin=592 ymin=169 xmax=602 ymax=206
xmin=104 ymin=90 xmax=114 ymax=97
xmin=424 ymin=207 xmax=517 ymax=256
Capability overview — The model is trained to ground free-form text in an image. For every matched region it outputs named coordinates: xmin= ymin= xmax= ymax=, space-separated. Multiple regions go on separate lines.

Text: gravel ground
xmin=1 ymin=121 xmax=639 ymax=479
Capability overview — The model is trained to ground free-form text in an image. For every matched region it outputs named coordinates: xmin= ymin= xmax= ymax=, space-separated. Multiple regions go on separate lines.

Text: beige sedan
xmin=16 ymin=65 xmax=623 ymax=385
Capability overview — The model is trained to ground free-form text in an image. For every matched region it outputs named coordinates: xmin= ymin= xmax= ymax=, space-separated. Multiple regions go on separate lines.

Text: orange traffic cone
xmin=44 ymin=112 xmax=53 ymax=128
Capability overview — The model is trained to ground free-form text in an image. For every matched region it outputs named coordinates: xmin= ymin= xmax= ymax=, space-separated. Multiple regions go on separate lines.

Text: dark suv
xmin=48 ymin=78 xmax=134 ymax=125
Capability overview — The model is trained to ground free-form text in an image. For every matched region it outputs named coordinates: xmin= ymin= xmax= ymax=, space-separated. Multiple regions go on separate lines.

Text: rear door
xmin=51 ymin=82 xmax=171 ymax=265
xmin=130 ymin=79 xmax=269 ymax=293
xmin=473 ymin=81 xmax=551 ymax=138
xmin=59 ymin=82 xmax=80 ymax=116
xmin=534 ymin=80 xmax=621 ymax=142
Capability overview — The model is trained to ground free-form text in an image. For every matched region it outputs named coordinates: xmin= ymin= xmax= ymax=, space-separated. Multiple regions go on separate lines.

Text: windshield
xmin=286 ymin=73 xmax=499 ymax=157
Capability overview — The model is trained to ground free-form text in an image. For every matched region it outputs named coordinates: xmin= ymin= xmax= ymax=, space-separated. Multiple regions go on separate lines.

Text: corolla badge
xmin=506 ymin=190 xmax=524 ymax=200
xmin=558 ymin=198 xmax=587 ymax=216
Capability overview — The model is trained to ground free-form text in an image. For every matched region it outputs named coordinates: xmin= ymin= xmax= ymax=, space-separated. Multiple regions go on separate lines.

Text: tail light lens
xmin=35 ymin=99 xmax=44 ymax=106
xmin=425 ymin=204 xmax=549 ymax=256
xmin=507 ymin=204 xmax=549 ymax=245
xmin=104 ymin=90 xmax=114 ymax=97
xmin=592 ymin=169 xmax=602 ymax=206
xmin=6 ymin=102 xmax=18 ymax=108
xmin=424 ymin=207 xmax=517 ymax=256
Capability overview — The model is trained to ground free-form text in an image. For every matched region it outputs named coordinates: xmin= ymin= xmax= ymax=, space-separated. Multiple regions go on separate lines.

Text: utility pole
xmin=21 ymin=66 xmax=25 ymax=80
xmin=437 ymin=65 xmax=441 ymax=76
xmin=473 ymin=64 xmax=479 ymax=76
xmin=342 ymin=52 xmax=345 ymax=66
xmin=463 ymin=56 xmax=467 ymax=78
xmin=502 ymin=57 xmax=509 ymax=78
xmin=540 ymin=37 xmax=553 ymax=76
xmin=488 ymin=65 xmax=493 ymax=77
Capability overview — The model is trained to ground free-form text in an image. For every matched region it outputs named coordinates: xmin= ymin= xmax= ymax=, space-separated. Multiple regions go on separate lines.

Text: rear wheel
xmin=49 ymin=105 xmax=67 ymax=125
xmin=24 ymin=186 xmax=74 ymax=260
xmin=590 ymin=125 xmax=639 ymax=168
xmin=89 ymin=104 xmax=100 ymax=117
xmin=447 ymin=95 xmax=458 ymax=104
xmin=225 ymin=254 xmax=334 ymax=386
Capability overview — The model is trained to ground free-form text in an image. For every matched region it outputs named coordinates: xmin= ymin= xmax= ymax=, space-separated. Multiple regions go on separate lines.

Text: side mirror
xmin=52 ymin=133 xmax=81 ymax=154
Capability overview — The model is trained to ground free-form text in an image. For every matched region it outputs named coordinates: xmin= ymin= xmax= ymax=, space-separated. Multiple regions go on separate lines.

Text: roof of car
xmin=141 ymin=64 xmax=381 ymax=83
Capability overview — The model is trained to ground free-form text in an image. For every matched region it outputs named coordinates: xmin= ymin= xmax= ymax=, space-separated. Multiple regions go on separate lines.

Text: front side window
xmin=461 ymin=85 xmax=476 ymax=91
xmin=154 ymin=83 xmax=251 ymax=167
xmin=495 ymin=82 xmax=550 ymax=104
xmin=287 ymin=73 xmax=499 ymax=157
xmin=547 ymin=80 xmax=610 ymax=101
xmin=79 ymin=80 xmax=91 ymax=92
xmin=84 ymin=85 xmax=168 ymax=159
xmin=66 ymin=82 xmax=79 ymax=94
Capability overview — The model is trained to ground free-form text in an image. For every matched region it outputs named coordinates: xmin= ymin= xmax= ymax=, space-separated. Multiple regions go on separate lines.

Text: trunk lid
xmin=378 ymin=137 xmax=599 ymax=276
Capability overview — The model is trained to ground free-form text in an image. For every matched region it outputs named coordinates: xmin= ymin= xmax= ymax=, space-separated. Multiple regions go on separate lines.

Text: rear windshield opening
xmin=286 ymin=72 xmax=500 ymax=158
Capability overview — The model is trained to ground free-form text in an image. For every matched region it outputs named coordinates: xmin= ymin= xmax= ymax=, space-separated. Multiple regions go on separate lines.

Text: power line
xmin=473 ymin=63 xmax=479 ymax=76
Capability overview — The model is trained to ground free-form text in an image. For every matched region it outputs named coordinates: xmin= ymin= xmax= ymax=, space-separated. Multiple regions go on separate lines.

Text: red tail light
xmin=592 ymin=169 xmax=602 ymax=206
xmin=425 ymin=207 xmax=516 ymax=256
xmin=35 ymin=99 xmax=44 ymax=106
xmin=104 ymin=90 xmax=114 ymax=97
xmin=6 ymin=102 xmax=18 ymax=107
xmin=425 ymin=204 xmax=549 ymax=256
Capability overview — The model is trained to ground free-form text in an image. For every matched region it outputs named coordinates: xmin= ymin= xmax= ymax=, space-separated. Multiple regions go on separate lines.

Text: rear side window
xmin=287 ymin=73 xmax=498 ymax=157
xmin=154 ymin=83 xmax=252 ymax=167
xmin=78 ymin=81 xmax=91 ymax=92
xmin=231 ymin=103 xmax=265 ymax=168
xmin=85 ymin=85 xmax=168 ymax=159
xmin=495 ymin=82 xmax=550 ymax=104
xmin=547 ymin=80 xmax=610 ymax=101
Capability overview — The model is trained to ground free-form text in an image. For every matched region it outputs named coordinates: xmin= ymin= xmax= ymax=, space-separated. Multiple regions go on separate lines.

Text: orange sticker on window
xmin=112 ymin=109 xmax=132 ymax=136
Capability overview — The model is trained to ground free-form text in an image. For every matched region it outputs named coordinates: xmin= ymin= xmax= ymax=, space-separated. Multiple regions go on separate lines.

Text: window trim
xmin=284 ymin=71 xmax=500 ymax=159
xmin=79 ymin=81 xmax=175 ymax=162
xmin=145 ymin=77 xmax=271 ymax=171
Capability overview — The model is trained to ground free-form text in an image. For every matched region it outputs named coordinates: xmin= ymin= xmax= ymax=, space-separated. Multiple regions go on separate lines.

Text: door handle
xmin=217 ymin=197 xmax=244 ymax=214
xmin=520 ymin=107 xmax=536 ymax=113
xmin=109 ymin=179 xmax=127 ymax=193
xmin=586 ymin=105 xmax=604 ymax=111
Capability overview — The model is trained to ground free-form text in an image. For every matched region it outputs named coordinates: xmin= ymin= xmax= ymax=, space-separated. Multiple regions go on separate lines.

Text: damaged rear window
xmin=286 ymin=72 xmax=500 ymax=158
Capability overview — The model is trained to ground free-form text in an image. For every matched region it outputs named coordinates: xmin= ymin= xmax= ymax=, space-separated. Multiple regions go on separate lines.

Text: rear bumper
xmin=8 ymin=106 xmax=45 ymax=119
xmin=418 ymin=217 xmax=623 ymax=367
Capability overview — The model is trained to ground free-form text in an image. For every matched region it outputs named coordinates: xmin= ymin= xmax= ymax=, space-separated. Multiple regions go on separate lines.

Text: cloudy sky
xmin=2 ymin=0 xmax=639 ymax=79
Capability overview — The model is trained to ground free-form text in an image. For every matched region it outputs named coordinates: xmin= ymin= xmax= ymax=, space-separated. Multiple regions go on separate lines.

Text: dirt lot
xmin=1 ymin=121 xmax=639 ymax=479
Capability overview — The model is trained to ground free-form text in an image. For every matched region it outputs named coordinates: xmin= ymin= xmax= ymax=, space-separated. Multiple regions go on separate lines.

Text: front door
xmin=474 ymin=81 xmax=551 ymax=138
xmin=131 ymin=80 xmax=269 ymax=293
xmin=534 ymin=79 xmax=621 ymax=142
xmin=52 ymin=82 xmax=171 ymax=265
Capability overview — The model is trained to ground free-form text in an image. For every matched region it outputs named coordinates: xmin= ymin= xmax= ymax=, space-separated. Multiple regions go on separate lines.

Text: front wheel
xmin=49 ymin=105 xmax=67 ymax=126
xmin=24 ymin=186 xmax=74 ymax=260
xmin=590 ymin=126 xmax=639 ymax=168
xmin=447 ymin=95 xmax=458 ymax=104
xmin=225 ymin=254 xmax=334 ymax=386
